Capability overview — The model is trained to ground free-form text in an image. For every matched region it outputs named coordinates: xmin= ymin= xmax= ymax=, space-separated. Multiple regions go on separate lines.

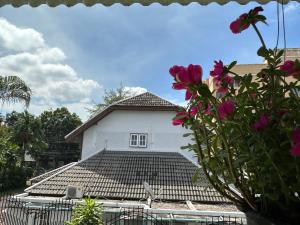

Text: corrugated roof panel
xmin=0 ymin=0 xmax=293 ymax=7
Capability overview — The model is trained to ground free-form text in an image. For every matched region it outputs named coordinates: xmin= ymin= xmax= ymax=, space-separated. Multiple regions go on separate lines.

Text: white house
xmin=65 ymin=92 xmax=196 ymax=163
xmin=15 ymin=92 xmax=239 ymax=225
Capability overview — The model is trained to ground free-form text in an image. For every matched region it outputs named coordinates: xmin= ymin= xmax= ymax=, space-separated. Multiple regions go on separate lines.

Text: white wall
xmin=81 ymin=110 xmax=197 ymax=163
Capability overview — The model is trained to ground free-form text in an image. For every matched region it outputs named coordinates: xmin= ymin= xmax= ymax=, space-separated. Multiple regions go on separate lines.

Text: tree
xmin=88 ymin=83 xmax=136 ymax=115
xmin=0 ymin=124 xmax=26 ymax=191
xmin=7 ymin=111 xmax=47 ymax=166
xmin=0 ymin=76 xmax=32 ymax=107
xmin=39 ymin=107 xmax=82 ymax=168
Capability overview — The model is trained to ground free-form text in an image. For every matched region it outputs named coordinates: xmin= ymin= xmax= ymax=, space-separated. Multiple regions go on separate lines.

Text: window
xmin=130 ymin=133 xmax=147 ymax=148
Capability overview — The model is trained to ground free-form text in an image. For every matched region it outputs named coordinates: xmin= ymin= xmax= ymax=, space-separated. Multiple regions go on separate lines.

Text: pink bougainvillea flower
xmin=169 ymin=65 xmax=185 ymax=78
xmin=217 ymin=87 xmax=229 ymax=94
xmin=190 ymin=106 xmax=199 ymax=117
xmin=172 ymin=119 xmax=184 ymax=126
xmin=172 ymin=111 xmax=189 ymax=126
xmin=280 ymin=60 xmax=295 ymax=74
xmin=292 ymin=128 xmax=300 ymax=144
xmin=172 ymin=82 xmax=186 ymax=90
xmin=210 ymin=60 xmax=225 ymax=77
xmin=170 ymin=64 xmax=202 ymax=90
xmin=230 ymin=14 xmax=250 ymax=34
xmin=185 ymin=89 xmax=193 ymax=100
xmin=204 ymin=103 xmax=212 ymax=116
xmin=187 ymin=64 xmax=202 ymax=84
xmin=230 ymin=7 xmax=265 ymax=34
xmin=280 ymin=60 xmax=300 ymax=78
xmin=251 ymin=113 xmax=269 ymax=132
xmin=215 ymin=75 xmax=233 ymax=94
xmin=223 ymin=75 xmax=234 ymax=84
xmin=217 ymin=100 xmax=235 ymax=120
xmin=290 ymin=142 xmax=300 ymax=157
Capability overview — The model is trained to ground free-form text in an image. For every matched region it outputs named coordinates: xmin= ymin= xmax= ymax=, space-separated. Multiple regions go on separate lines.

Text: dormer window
xmin=130 ymin=133 xmax=147 ymax=148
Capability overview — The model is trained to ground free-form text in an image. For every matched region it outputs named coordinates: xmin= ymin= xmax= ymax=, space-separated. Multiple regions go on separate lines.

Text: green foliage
xmin=39 ymin=107 xmax=82 ymax=168
xmin=40 ymin=107 xmax=82 ymax=143
xmin=88 ymin=83 xmax=134 ymax=115
xmin=0 ymin=75 xmax=31 ymax=107
xmin=175 ymin=11 xmax=300 ymax=219
xmin=65 ymin=198 xmax=104 ymax=225
xmin=7 ymin=111 xmax=47 ymax=164
xmin=0 ymin=128 xmax=26 ymax=191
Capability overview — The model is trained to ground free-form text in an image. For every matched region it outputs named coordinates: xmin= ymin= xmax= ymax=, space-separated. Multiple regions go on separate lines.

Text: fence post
xmin=27 ymin=213 xmax=35 ymax=225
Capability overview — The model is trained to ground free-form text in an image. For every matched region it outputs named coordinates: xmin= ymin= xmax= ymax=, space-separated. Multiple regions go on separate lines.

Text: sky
xmin=0 ymin=1 xmax=299 ymax=121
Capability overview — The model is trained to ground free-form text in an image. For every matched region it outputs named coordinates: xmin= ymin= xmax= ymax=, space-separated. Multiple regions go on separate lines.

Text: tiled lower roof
xmin=29 ymin=162 xmax=76 ymax=185
xmin=26 ymin=151 xmax=229 ymax=203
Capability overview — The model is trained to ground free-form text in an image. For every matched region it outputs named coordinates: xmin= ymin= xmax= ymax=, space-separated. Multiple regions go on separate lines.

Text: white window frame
xmin=130 ymin=133 xmax=148 ymax=148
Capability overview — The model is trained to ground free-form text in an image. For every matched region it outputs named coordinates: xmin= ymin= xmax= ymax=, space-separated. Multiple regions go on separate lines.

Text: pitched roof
xmin=29 ymin=162 xmax=76 ymax=185
xmin=65 ymin=92 xmax=179 ymax=142
xmin=25 ymin=150 xmax=229 ymax=203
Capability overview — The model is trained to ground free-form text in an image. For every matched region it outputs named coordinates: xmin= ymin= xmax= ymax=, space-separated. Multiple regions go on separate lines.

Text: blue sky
xmin=0 ymin=2 xmax=299 ymax=121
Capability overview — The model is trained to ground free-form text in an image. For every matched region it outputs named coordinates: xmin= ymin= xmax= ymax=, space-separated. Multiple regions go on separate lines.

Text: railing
xmin=0 ymin=195 xmax=247 ymax=225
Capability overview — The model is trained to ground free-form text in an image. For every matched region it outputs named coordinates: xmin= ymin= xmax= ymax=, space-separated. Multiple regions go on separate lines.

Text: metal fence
xmin=0 ymin=195 xmax=247 ymax=225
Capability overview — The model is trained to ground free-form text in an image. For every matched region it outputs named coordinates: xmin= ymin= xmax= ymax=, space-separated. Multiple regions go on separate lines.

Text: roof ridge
xmin=84 ymin=91 xmax=148 ymax=122
xmin=144 ymin=92 xmax=178 ymax=107
xmin=29 ymin=162 xmax=76 ymax=182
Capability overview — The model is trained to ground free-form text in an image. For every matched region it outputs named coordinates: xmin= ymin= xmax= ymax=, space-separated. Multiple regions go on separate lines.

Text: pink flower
xmin=190 ymin=106 xmax=198 ymax=116
xmin=215 ymin=75 xmax=234 ymax=94
xmin=292 ymin=128 xmax=300 ymax=144
xmin=172 ymin=111 xmax=189 ymax=126
xmin=280 ymin=60 xmax=295 ymax=74
xmin=230 ymin=7 xmax=265 ymax=34
xmin=217 ymin=87 xmax=229 ymax=94
xmin=223 ymin=75 xmax=234 ymax=84
xmin=230 ymin=14 xmax=250 ymax=34
xmin=210 ymin=60 xmax=224 ymax=77
xmin=187 ymin=64 xmax=202 ymax=84
xmin=217 ymin=100 xmax=235 ymax=120
xmin=290 ymin=143 xmax=300 ymax=157
xmin=204 ymin=103 xmax=212 ymax=116
xmin=169 ymin=65 xmax=185 ymax=78
xmin=251 ymin=113 xmax=269 ymax=132
xmin=280 ymin=60 xmax=300 ymax=78
xmin=170 ymin=64 xmax=203 ymax=101
xmin=290 ymin=128 xmax=300 ymax=157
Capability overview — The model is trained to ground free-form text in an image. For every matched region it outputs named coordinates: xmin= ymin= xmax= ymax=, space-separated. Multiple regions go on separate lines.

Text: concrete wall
xmin=81 ymin=110 xmax=196 ymax=163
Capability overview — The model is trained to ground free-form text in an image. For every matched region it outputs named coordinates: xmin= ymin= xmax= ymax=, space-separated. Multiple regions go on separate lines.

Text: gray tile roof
xmin=65 ymin=92 xmax=180 ymax=142
xmin=116 ymin=92 xmax=177 ymax=107
xmin=29 ymin=162 xmax=76 ymax=185
xmin=26 ymin=151 xmax=229 ymax=203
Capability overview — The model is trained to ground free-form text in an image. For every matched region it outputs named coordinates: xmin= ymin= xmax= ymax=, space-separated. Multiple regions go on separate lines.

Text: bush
xmin=65 ymin=198 xmax=104 ymax=225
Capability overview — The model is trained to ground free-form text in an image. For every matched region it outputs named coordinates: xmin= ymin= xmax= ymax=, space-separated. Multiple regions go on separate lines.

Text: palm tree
xmin=0 ymin=76 xmax=32 ymax=107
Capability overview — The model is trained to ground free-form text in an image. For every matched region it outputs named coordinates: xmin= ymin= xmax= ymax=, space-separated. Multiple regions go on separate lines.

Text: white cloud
xmin=284 ymin=2 xmax=299 ymax=14
xmin=0 ymin=18 xmax=45 ymax=52
xmin=124 ymin=86 xmax=147 ymax=96
xmin=0 ymin=18 xmax=101 ymax=121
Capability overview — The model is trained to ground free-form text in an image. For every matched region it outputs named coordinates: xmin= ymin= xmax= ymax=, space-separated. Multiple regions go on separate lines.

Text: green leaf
xmin=183 ymin=133 xmax=193 ymax=137
xmin=192 ymin=169 xmax=200 ymax=183
xmin=257 ymin=47 xmax=269 ymax=58
xmin=197 ymin=83 xmax=212 ymax=98
xmin=227 ymin=61 xmax=237 ymax=70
